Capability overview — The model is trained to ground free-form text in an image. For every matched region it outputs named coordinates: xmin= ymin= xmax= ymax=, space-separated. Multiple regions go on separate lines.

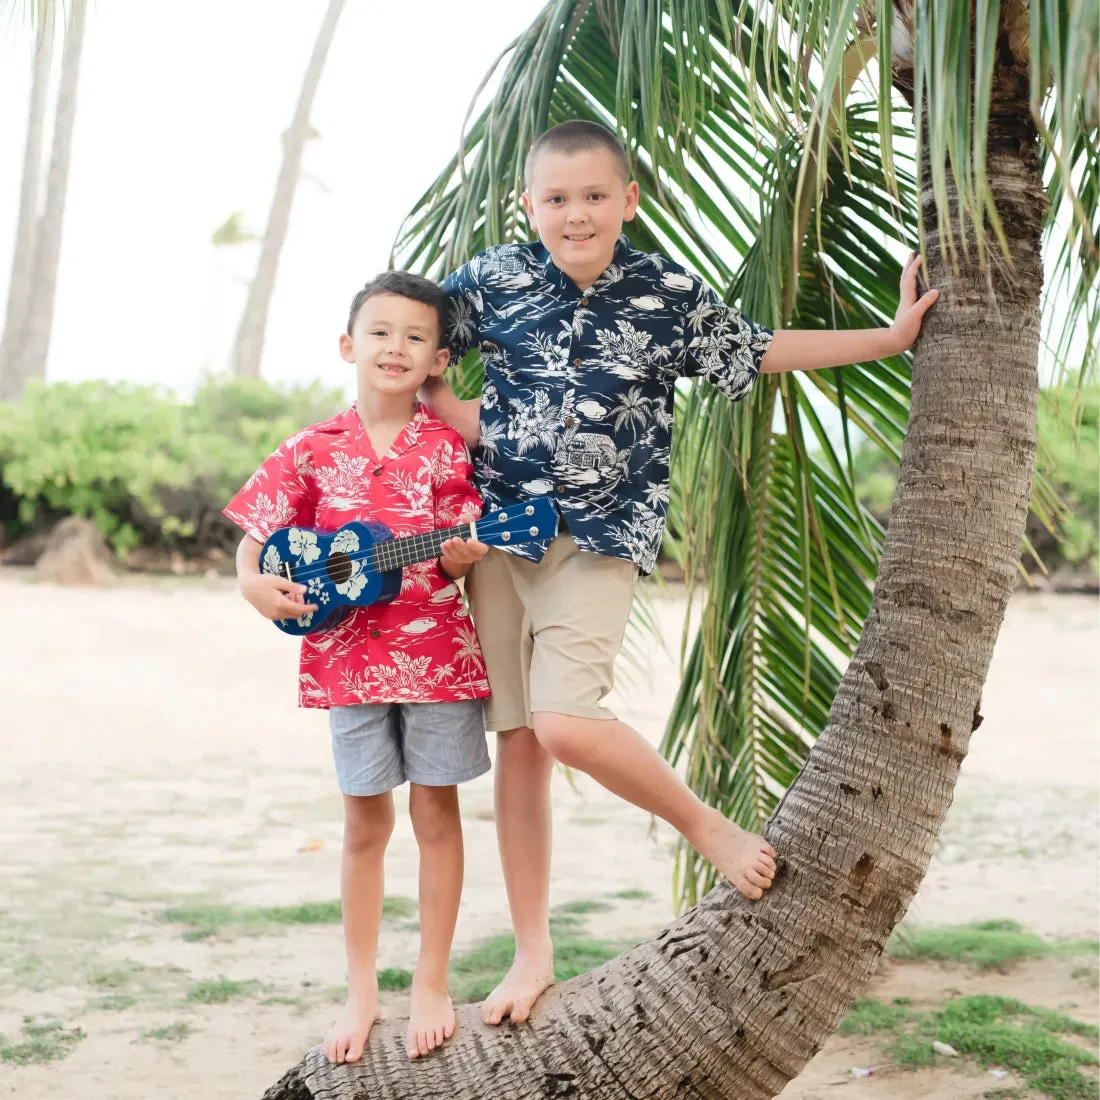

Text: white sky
xmin=0 ymin=2 xmax=1086 ymax=405
xmin=0 ymin=0 xmax=547 ymax=396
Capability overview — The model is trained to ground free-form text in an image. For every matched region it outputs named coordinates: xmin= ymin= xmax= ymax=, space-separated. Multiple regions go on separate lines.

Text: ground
xmin=0 ymin=571 xmax=1096 ymax=1099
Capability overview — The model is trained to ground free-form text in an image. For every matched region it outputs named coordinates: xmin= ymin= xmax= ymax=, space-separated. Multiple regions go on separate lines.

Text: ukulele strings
xmin=278 ymin=528 xmax=469 ymax=584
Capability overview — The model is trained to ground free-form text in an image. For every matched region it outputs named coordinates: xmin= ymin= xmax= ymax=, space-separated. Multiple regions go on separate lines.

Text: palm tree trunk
xmin=0 ymin=0 xmax=85 ymax=401
xmin=230 ymin=0 xmax=344 ymax=380
xmin=261 ymin=25 xmax=1044 ymax=1100
xmin=0 ymin=13 xmax=55 ymax=400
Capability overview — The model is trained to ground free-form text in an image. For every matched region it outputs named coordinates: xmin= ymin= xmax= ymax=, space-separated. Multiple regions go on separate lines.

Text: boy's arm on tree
xmin=761 ymin=252 xmax=939 ymax=374
xmin=420 ymin=377 xmax=482 ymax=448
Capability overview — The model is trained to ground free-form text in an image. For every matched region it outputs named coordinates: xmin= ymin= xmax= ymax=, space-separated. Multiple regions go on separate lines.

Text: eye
xmin=546 ymin=195 xmax=564 ymax=205
xmin=409 ymin=334 xmax=424 ymax=342
xmin=587 ymin=192 xmax=606 ymax=202
xmin=369 ymin=328 xmax=387 ymax=336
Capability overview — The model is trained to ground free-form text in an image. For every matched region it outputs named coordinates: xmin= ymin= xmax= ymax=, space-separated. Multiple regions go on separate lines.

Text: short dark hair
xmin=524 ymin=120 xmax=631 ymax=188
xmin=346 ymin=271 xmax=448 ymax=341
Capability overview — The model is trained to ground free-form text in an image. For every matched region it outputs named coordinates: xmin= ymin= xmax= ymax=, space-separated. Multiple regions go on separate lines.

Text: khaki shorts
xmin=465 ymin=535 xmax=638 ymax=731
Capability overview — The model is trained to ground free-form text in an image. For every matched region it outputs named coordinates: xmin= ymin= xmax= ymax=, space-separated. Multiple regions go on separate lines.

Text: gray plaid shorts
xmin=329 ymin=700 xmax=489 ymax=797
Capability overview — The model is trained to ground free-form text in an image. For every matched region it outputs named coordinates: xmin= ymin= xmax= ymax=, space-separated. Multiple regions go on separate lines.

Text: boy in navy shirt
xmin=424 ymin=120 xmax=938 ymax=1027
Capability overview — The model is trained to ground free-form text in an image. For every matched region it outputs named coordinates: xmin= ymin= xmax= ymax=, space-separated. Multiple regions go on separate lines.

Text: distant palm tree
xmin=230 ymin=0 xmax=345 ymax=379
xmin=0 ymin=0 xmax=85 ymax=400
xmin=264 ymin=1 xmax=1096 ymax=1097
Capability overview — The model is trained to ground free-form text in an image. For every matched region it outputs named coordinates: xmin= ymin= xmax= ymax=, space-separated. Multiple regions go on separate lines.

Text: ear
xmin=428 ymin=347 xmax=450 ymax=377
xmin=521 ymin=190 xmax=536 ymax=229
xmin=339 ymin=333 xmax=355 ymax=363
xmin=622 ymin=180 xmax=640 ymax=223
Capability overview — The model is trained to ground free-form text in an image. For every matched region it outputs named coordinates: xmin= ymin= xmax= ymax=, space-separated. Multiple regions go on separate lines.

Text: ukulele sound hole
xmin=326 ymin=551 xmax=353 ymax=586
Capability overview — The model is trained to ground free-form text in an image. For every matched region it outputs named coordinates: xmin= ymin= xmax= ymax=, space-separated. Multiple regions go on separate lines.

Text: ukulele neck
xmin=371 ymin=522 xmax=474 ymax=573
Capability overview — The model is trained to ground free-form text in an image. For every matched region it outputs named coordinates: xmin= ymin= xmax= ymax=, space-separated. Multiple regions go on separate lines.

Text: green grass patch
xmin=0 ymin=1020 xmax=86 ymax=1065
xmin=850 ymin=994 xmax=1099 ymax=1099
xmin=141 ymin=1022 xmax=192 ymax=1043
xmin=378 ymin=968 xmax=413 ymax=991
xmin=86 ymin=994 xmax=137 ymax=1012
xmin=161 ymin=895 xmax=416 ymax=939
xmin=449 ymin=932 xmax=626 ymax=1004
xmin=888 ymin=920 xmax=1051 ymax=970
xmin=839 ymin=997 xmax=914 ymax=1036
xmin=185 ymin=977 xmax=261 ymax=1004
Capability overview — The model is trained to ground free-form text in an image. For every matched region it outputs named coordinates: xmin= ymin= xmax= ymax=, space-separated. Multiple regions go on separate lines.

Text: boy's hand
xmin=889 ymin=252 xmax=940 ymax=352
xmin=439 ymin=537 xmax=489 ymax=578
xmin=240 ymin=571 xmax=319 ymax=621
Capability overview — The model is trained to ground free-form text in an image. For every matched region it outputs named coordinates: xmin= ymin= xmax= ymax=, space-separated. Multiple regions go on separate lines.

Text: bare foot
xmin=697 ymin=808 xmax=777 ymax=900
xmin=323 ymin=987 xmax=380 ymax=1065
xmin=407 ymin=977 xmax=455 ymax=1059
xmin=481 ymin=949 xmax=555 ymax=1025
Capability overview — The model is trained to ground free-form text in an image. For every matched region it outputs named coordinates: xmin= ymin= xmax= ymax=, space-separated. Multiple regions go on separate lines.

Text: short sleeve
xmin=676 ymin=278 xmax=773 ymax=402
xmin=441 ymin=260 xmax=484 ymax=367
xmin=432 ymin=432 xmax=483 ymax=527
xmin=223 ymin=435 xmax=316 ymax=543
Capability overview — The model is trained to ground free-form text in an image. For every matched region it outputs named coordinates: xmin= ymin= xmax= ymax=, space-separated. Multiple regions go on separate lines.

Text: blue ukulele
xmin=260 ymin=497 xmax=558 ymax=636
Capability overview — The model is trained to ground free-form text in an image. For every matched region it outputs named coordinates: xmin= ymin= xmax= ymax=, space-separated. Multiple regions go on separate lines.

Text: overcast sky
xmin=0 ymin=1 xmax=546 ymax=395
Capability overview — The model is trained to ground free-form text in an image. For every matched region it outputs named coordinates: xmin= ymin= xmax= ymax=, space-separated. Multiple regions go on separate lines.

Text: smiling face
xmin=522 ymin=146 xmax=640 ymax=290
xmin=339 ymin=292 xmax=449 ymax=398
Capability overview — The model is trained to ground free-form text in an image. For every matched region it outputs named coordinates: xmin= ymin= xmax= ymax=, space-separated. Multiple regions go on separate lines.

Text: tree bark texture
xmin=230 ymin=0 xmax=344 ymax=379
xmin=0 ymin=13 xmax=55 ymax=400
xmin=262 ymin=24 xmax=1044 ymax=1100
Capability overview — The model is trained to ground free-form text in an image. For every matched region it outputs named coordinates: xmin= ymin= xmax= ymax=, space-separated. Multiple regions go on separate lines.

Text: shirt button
xmin=573 ymin=357 xmax=583 ymax=367
xmin=564 ymin=417 xmax=577 ymax=427
xmin=369 ymin=629 xmax=380 ymax=639
xmin=555 ymin=485 xmax=565 ymax=494
xmin=580 ymin=296 xmax=590 ymax=306
xmin=373 ymin=467 xmax=383 ymax=476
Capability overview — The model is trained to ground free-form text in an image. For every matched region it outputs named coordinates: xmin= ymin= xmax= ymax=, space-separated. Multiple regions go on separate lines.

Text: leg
xmin=481 ymin=724 xmax=556 ymax=1025
xmin=533 ymin=712 xmax=776 ymax=899
xmin=323 ymin=792 xmax=395 ymax=1064
xmin=406 ymin=783 xmax=463 ymax=1059
xmin=465 ymin=551 xmax=553 ymax=1025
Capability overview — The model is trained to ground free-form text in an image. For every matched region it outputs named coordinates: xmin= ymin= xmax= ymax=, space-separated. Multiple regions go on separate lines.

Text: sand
xmin=0 ymin=570 xmax=1096 ymax=1099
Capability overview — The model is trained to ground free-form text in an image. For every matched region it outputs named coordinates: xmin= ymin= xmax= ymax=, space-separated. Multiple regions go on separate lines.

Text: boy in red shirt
xmin=225 ymin=273 xmax=490 ymax=1064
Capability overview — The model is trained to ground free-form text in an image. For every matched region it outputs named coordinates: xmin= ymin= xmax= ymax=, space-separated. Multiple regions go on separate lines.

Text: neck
xmin=552 ymin=243 xmax=616 ymax=293
xmin=355 ymin=387 xmax=417 ymax=428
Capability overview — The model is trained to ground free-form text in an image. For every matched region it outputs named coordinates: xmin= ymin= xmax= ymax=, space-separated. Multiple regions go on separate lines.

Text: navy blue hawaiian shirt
xmin=442 ymin=236 xmax=773 ymax=574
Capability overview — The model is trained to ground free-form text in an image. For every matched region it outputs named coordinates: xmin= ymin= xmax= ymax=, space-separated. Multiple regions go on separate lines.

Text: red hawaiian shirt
xmin=224 ymin=404 xmax=490 ymax=710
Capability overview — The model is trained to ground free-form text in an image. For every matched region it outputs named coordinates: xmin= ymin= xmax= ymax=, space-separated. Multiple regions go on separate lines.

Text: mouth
xmin=564 ymin=232 xmax=595 ymax=244
xmin=376 ymin=362 xmax=410 ymax=377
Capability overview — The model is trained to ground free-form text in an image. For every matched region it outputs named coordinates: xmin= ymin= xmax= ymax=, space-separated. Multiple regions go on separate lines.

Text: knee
xmin=532 ymin=714 xmax=587 ymax=769
xmin=343 ymin=796 xmax=395 ymax=856
xmin=410 ymin=786 xmax=460 ymax=849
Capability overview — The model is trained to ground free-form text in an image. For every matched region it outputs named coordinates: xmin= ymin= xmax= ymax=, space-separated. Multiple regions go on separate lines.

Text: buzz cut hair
xmin=524 ymin=120 xmax=631 ymax=188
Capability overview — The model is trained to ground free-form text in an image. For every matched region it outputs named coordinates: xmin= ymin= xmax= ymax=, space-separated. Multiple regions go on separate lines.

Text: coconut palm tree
xmin=263 ymin=1 xmax=1096 ymax=1097
xmin=0 ymin=10 xmax=53 ymax=399
xmin=0 ymin=0 xmax=85 ymax=401
xmin=229 ymin=0 xmax=345 ymax=379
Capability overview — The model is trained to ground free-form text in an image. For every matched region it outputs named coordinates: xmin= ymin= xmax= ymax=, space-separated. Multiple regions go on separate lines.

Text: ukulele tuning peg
xmin=529 ymin=527 xmax=538 ymax=536
xmin=497 ymin=513 xmax=508 ymax=522
xmin=525 ymin=506 xmax=534 ymax=515
xmin=502 ymin=533 xmax=511 ymax=542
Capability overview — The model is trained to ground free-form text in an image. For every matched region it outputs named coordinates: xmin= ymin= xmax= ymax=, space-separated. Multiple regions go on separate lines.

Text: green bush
xmin=0 ymin=377 xmax=344 ymax=556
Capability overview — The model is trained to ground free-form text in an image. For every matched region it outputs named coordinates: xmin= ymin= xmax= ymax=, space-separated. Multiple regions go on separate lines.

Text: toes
xmin=323 ymin=1039 xmax=334 ymax=1064
xmin=346 ymin=1034 xmax=365 ymax=1063
xmin=443 ymin=1018 xmax=456 ymax=1040
xmin=334 ymin=1035 xmax=349 ymax=1065
xmin=761 ymin=840 xmax=777 ymax=860
xmin=511 ymin=997 xmax=535 ymax=1024
xmin=738 ymin=880 xmax=765 ymax=901
xmin=746 ymin=867 xmax=770 ymax=889
xmin=418 ymin=1029 xmax=431 ymax=1057
xmin=433 ymin=1025 xmax=445 ymax=1048
xmin=483 ymin=1000 xmax=508 ymax=1025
